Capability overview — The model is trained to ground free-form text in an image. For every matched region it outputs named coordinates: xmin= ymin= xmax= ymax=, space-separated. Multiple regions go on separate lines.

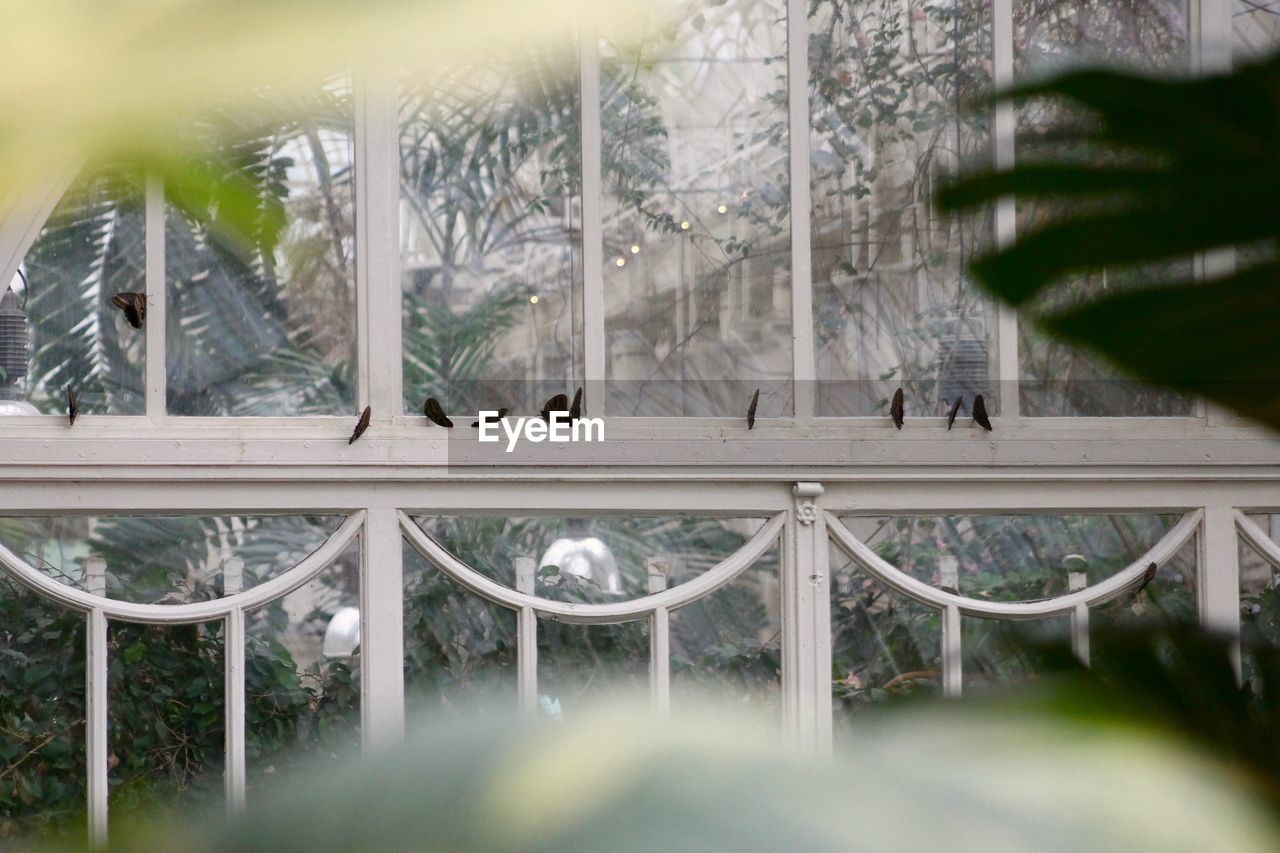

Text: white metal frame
xmin=0 ymin=0 xmax=1275 ymax=845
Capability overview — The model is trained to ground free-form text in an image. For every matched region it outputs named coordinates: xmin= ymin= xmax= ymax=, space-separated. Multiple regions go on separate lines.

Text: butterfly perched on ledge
xmin=890 ymin=387 xmax=904 ymax=430
xmin=472 ymin=408 xmax=508 ymax=427
xmin=423 ymin=397 xmax=453 ymax=428
xmin=66 ymin=385 xmax=79 ymax=426
xmin=349 ymin=406 xmax=371 ymax=444
xmin=541 ymin=393 xmax=569 ymax=424
xmin=569 ymin=387 xmax=583 ymax=422
xmin=746 ymin=388 xmax=759 ymax=429
xmin=111 ymin=291 xmax=147 ymax=329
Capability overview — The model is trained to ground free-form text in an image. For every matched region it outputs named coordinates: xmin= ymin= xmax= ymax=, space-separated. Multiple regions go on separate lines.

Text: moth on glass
xmin=946 ymin=397 xmax=963 ymax=431
xmin=569 ymin=387 xmax=583 ymax=422
xmin=423 ymin=397 xmax=453 ymax=428
xmin=66 ymin=385 xmax=78 ymax=426
xmin=349 ymin=406 xmax=371 ymax=444
xmin=110 ymin=291 xmax=147 ymax=330
xmin=890 ymin=387 xmax=904 ymax=430
xmin=1137 ymin=562 xmax=1158 ymax=593
xmin=972 ymin=394 xmax=993 ymax=431
xmin=746 ymin=388 xmax=760 ymax=430
xmin=471 ymin=407 xmax=509 ymax=427
xmin=541 ymin=393 xmax=568 ymax=424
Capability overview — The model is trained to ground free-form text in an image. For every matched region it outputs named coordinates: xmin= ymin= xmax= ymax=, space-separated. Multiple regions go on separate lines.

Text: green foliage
xmin=937 ymin=51 xmax=1280 ymax=428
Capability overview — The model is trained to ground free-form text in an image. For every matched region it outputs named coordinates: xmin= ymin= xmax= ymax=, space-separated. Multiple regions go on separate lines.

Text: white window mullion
xmin=144 ymin=175 xmax=167 ymax=421
xmin=578 ymin=19 xmax=606 ymax=413
xmin=992 ymin=0 xmax=1019 ymax=420
xmin=360 ymin=507 xmax=405 ymax=751
xmin=784 ymin=482 xmax=827 ymax=755
xmin=787 ymin=0 xmax=815 ymax=420
xmin=1200 ymin=505 xmax=1242 ymax=680
xmin=86 ymin=607 xmax=109 ymax=849
xmin=355 ymin=67 xmax=402 ymax=420
xmin=223 ymin=607 xmax=247 ymax=815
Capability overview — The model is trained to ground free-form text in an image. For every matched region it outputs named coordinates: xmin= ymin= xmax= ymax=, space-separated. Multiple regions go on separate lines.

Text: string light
xmin=615 ymin=257 xmax=626 ymax=268
xmin=630 ymin=244 xmax=640 ymax=254
xmin=716 ymin=204 xmax=728 ymax=214
xmin=679 ymin=220 xmax=690 ymax=230
xmin=529 ymin=295 xmax=539 ymax=304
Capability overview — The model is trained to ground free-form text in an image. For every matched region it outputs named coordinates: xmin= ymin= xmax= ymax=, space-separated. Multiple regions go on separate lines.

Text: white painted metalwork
xmin=825 ymin=510 xmax=1202 ymax=619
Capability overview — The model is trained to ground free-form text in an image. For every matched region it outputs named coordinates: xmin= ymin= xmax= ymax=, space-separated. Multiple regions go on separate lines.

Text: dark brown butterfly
xmin=1137 ymin=562 xmax=1158 ymax=593
xmin=972 ymin=394 xmax=993 ymax=431
xmin=746 ymin=388 xmax=760 ymax=429
xmin=946 ymin=397 xmax=963 ymax=431
xmin=472 ymin=407 xmax=509 ymax=427
xmin=66 ymin=385 xmax=78 ymax=426
xmin=423 ymin=397 xmax=453 ymax=428
xmin=541 ymin=393 xmax=568 ymax=424
xmin=111 ymin=291 xmax=147 ymax=329
xmin=349 ymin=405 xmax=371 ymax=444
xmin=890 ymin=387 xmax=904 ymax=430
xmin=569 ymin=387 xmax=583 ymax=422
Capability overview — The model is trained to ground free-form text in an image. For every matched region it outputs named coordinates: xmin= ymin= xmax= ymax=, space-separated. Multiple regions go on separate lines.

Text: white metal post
xmin=224 ymin=607 xmax=246 ymax=815
xmin=515 ymin=556 xmax=538 ymax=715
xmin=360 ymin=508 xmax=405 ymax=751
xmin=578 ymin=18 xmax=606 ymax=411
xmin=1068 ymin=570 xmax=1090 ymax=666
xmin=646 ymin=557 xmax=670 ymax=714
xmin=1201 ymin=505 xmax=1242 ymax=679
xmin=144 ymin=175 xmax=166 ymax=421
xmin=86 ymin=608 xmax=108 ymax=849
xmin=787 ymin=0 xmax=816 ymax=419
xmin=784 ymin=482 xmax=827 ymax=754
xmin=991 ymin=0 xmax=1019 ymax=418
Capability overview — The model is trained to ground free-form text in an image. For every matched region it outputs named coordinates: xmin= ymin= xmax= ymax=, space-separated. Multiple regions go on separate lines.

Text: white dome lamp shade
xmin=322 ymin=606 xmax=361 ymax=658
xmin=538 ymin=520 xmax=623 ymax=595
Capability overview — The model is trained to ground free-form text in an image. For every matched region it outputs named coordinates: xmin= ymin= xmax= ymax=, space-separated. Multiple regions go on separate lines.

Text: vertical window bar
xmin=991 ymin=0 xmax=1019 ymax=419
xmin=785 ymin=485 xmax=827 ymax=754
xmin=144 ymin=175 xmax=166 ymax=421
xmin=515 ymin=556 xmax=538 ymax=716
xmin=787 ymin=0 xmax=815 ymax=419
xmin=1201 ymin=506 xmax=1242 ymax=680
xmin=578 ymin=18 xmax=606 ymax=412
xmin=355 ymin=67 xmax=402 ymax=419
xmin=86 ymin=607 xmax=108 ymax=849
xmin=224 ymin=607 xmax=247 ymax=815
xmin=1069 ymin=567 xmax=1090 ymax=666
xmin=361 ymin=508 xmax=405 ymax=751
xmin=647 ymin=558 xmax=671 ymax=714
xmin=942 ymin=604 xmax=962 ymax=698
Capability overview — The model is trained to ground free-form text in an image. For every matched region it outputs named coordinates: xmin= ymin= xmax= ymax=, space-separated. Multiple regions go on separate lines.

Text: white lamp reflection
xmin=322 ymin=606 xmax=361 ymax=658
xmin=538 ymin=521 xmax=622 ymax=595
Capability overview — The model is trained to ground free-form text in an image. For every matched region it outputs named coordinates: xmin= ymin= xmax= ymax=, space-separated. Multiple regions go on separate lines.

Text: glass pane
xmin=107 ymin=621 xmax=224 ymax=825
xmin=400 ymin=47 xmax=582 ymax=418
xmin=830 ymin=543 xmax=940 ymax=735
xmin=670 ymin=544 xmax=781 ymax=715
xmin=839 ymin=513 xmax=1182 ymax=602
xmin=1240 ymin=521 xmax=1279 ymax=694
xmin=166 ymin=83 xmax=356 ymax=415
xmin=1090 ymin=536 xmax=1198 ymax=632
xmin=0 ymin=515 xmax=344 ymax=605
xmin=403 ymin=540 xmax=518 ymax=720
xmin=408 ymin=515 xmax=768 ymax=602
xmin=7 ymin=166 xmax=146 ymax=416
xmin=245 ymin=541 xmax=360 ymax=791
xmin=962 ymin=615 xmax=1069 ymax=692
xmin=537 ymin=620 xmax=648 ymax=717
xmin=0 ymin=578 xmax=86 ymax=845
xmin=1014 ymin=0 xmax=1191 ymax=416
xmin=1235 ymin=0 xmax=1280 ymax=61
xmin=810 ymin=0 xmax=996 ymax=416
xmin=601 ymin=0 xmax=792 ymax=416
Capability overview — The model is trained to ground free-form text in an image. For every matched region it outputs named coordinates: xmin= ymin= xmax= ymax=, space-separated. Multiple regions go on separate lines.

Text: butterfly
xmin=569 ymin=387 xmax=583 ymax=422
xmin=423 ymin=397 xmax=453 ymax=428
xmin=746 ymin=388 xmax=760 ymax=429
xmin=472 ymin=407 xmax=509 ymax=427
xmin=972 ymin=394 xmax=993 ymax=431
xmin=890 ymin=387 xmax=904 ymax=430
xmin=946 ymin=397 xmax=963 ymax=431
xmin=66 ymin=385 xmax=78 ymax=426
xmin=349 ymin=405 xmax=371 ymax=444
xmin=541 ymin=393 xmax=568 ymax=424
xmin=110 ymin=291 xmax=147 ymax=330
xmin=1137 ymin=562 xmax=1158 ymax=593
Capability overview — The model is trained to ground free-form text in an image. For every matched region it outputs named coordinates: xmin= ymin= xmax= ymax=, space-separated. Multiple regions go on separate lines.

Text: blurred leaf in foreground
xmin=937 ymin=53 xmax=1280 ymax=429
xmin=90 ymin=693 xmax=1280 ymax=852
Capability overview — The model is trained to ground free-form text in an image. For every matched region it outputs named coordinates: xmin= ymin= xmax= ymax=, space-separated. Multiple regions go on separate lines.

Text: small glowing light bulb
xmin=615 ymin=257 xmax=626 ymax=268
xmin=741 ymin=190 xmax=750 ymax=199
xmin=717 ymin=204 xmax=728 ymax=214
xmin=630 ymin=244 xmax=640 ymax=254
xmin=679 ymin=220 xmax=690 ymax=230
xmin=529 ymin=294 xmax=539 ymax=304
